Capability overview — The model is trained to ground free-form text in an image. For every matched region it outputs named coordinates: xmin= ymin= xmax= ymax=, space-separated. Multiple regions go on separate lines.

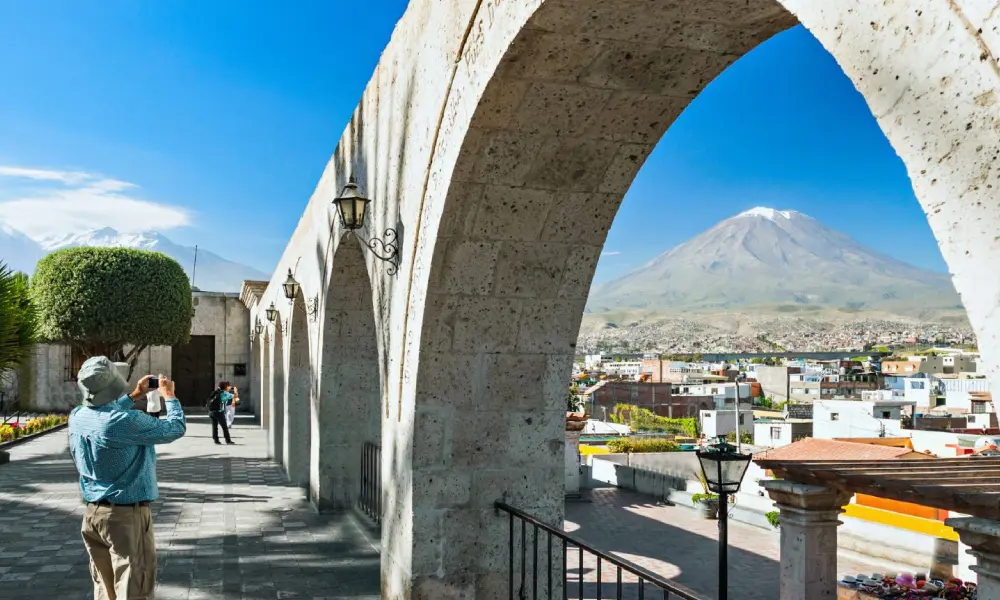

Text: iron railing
xmin=495 ymin=502 xmax=704 ymax=600
xmin=359 ymin=441 xmax=381 ymax=526
xmin=1 ymin=391 xmax=22 ymax=427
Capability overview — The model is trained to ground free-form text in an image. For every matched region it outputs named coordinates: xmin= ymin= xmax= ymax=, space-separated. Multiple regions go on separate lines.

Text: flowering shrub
xmin=0 ymin=414 xmax=68 ymax=443
xmin=606 ymin=437 xmax=681 ymax=453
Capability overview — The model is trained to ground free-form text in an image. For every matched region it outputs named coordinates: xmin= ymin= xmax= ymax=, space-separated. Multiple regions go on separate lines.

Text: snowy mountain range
xmin=588 ymin=207 xmax=962 ymax=315
xmin=0 ymin=224 xmax=268 ymax=293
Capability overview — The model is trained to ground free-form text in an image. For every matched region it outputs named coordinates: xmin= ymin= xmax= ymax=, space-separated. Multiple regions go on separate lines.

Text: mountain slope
xmin=39 ymin=227 xmax=268 ymax=293
xmin=0 ymin=223 xmax=44 ymax=274
xmin=588 ymin=207 xmax=961 ymax=315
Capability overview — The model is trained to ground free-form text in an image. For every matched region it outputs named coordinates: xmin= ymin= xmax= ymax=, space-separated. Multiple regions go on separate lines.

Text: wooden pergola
xmin=754 ymin=455 xmax=1000 ymax=520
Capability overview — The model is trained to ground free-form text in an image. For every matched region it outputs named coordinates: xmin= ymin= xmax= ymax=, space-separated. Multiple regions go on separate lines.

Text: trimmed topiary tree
xmin=31 ymin=247 xmax=192 ymax=379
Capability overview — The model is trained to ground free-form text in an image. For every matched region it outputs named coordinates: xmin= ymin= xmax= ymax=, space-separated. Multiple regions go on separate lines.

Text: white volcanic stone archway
xmin=283 ymin=294 xmax=312 ymax=486
xmin=311 ymin=236 xmax=381 ymax=510
xmin=250 ymin=0 xmax=1000 ymax=597
xmin=267 ymin=320 xmax=285 ymax=464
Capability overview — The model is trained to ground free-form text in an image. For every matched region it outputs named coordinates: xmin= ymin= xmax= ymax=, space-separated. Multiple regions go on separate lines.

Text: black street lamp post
xmin=696 ymin=438 xmax=753 ymax=600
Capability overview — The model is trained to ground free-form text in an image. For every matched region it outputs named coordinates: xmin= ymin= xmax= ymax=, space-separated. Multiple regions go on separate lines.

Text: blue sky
xmin=0 ymin=2 xmax=946 ymax=280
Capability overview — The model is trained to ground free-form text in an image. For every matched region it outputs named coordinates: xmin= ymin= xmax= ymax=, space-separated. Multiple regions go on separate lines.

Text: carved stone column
xmin=565 ymin=430 xmax=582 ymax=497
xmin=761 ymin=480 xmax=851 ymax=600
xmin=944 ymin=517 xmax=1000 ymax=597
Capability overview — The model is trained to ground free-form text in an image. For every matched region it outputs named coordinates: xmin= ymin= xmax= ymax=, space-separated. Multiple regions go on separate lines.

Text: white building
xmin=700 ymin=407 xmax=754 ymax=438
xmin=603 ymin=361 xmax=643 ymax=378
xmin=812 ymin=399 xmax=914 ymax=440
xmin=753 ymin=419 xmax=814 ymax=448
xmin=17 ymin=291 xmax=252 ymax=412
xmin=901 ymin=374 xmax=938 ymax=407
xmin=584 ymin=354 xmax=604 ymax=370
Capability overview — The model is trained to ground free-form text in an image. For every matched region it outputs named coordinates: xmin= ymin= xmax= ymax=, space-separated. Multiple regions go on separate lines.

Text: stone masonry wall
xmin=251 ymin=0 xmax=1000 ymax=597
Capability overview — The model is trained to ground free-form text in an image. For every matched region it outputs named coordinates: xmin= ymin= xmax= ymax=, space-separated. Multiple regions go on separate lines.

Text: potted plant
xmin=693 ymin=472 xmax=720 ymax=519
xmin=566 ymin=388 xmax=587 ymax=431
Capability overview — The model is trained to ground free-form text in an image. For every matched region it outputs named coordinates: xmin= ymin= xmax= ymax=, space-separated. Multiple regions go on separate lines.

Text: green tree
xmin=31 ymin=247 xmax=192 ymax=379
xmin=0 ymin=263 xmax=39 ymax=381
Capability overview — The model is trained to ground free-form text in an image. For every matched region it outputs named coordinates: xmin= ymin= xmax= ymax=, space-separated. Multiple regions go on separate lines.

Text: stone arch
xmin=284 ymin=294 xmax=312 ymax=486
xmin=250 ymin=334 xmax=262 ymax=420
xmin=311 ymin=236 xmax=381 ymax=511
xmin=394 ymin=0 xmax=1000 ymax=597
xmin=268 ymin=319 xmax=285 ymax=464
xmin=258 ymin=330 xmax=271 ymax=430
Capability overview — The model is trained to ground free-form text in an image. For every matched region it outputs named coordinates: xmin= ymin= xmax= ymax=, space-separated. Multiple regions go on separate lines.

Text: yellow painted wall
xmin=843 ymin=503 xmax=958 ymax=542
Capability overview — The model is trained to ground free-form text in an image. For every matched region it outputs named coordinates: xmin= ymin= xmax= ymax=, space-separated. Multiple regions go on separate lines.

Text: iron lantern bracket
xmin=351 ymin=228 xmax=400 ymax=276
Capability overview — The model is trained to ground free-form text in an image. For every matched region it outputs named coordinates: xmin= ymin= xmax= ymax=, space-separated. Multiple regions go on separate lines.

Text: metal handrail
xmin=359 ymin=441 xmax=381 ymax=526
xmin=1 ymin=391 xmax=22 ymax=427
xmin=495 ymin=501 xmax=705 ymax=600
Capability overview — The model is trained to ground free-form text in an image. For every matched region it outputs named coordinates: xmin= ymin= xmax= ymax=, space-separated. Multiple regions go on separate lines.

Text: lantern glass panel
xmin=721 ymin=457 xmax=751 ymax=492
xmin=697 ymin=449 xmax=752 ymax=494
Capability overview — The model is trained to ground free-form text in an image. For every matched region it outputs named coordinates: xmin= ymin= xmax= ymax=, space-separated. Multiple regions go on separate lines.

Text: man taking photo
xmin=68 ymin=356 xmax=187 ymax=600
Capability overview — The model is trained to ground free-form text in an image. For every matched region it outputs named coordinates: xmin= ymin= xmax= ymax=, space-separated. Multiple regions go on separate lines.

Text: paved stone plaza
xmin=566 ymin=488 xmax=924 ymax=600
xmin=1 ymin=416 xmax=931 ymax=600
xmin=0 ymin=417 xmax=380 ymax=600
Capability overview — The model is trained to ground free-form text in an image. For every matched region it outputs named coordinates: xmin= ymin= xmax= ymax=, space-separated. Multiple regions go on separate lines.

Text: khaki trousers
xmin=81 ymin=503 xmax=157 ymax=600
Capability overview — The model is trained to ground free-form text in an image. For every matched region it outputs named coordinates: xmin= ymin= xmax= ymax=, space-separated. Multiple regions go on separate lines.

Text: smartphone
xmin=148 ymin=377 xmax=159 ymax=390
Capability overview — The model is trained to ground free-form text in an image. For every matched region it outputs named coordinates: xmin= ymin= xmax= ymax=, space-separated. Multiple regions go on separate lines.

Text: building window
xmin=911 ymin=381 xmax=925 ymax=390
xmin=830 ymin=413 xmax=840 ymax=421
xmin=881 ymin=411 xmax=891 ymax=419
xmin=973 ymin=403 xmax=987 ymax=415
xmin=234 ymin=363 xmax=247 ymax=377
xmin=770 ymin=427 xmax=782 ymax=440
xmin=935 ymin=397 xmax=946 ymax=407
xmin=66 ymin=345 xmax=87 ymax=382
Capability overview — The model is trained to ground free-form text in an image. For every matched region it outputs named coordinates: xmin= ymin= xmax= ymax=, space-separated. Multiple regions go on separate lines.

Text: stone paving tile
xmin=562 ymin=487 xmax=925 ymax=600
xmin=0 ymin=415 xmax=379 ymax=600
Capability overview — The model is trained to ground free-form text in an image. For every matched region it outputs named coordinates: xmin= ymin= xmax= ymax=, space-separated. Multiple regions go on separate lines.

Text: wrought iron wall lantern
xmin=282 ymin=269 xmax=301 ymax=300
xmin=333 ymin=176 xmax=400 ymax=275
xmin=254 ymin=319 xmax=265 ymax=337
xmin=281 ymin=269 xmax=318 ymax=322
xmin=265 ymin=302 xmax=277 ymax=324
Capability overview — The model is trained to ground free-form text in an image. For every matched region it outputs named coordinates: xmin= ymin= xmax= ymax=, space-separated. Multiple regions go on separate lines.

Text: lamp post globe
xmin=695 ymin=438 xmax=753 ymax=600
xmin=282 ymin=269 xmax=300 ymax=300
xmin=696 ymin=439 xmax=752 ymax=495
xmin=333 ymin=176 xmax=370 ymax=230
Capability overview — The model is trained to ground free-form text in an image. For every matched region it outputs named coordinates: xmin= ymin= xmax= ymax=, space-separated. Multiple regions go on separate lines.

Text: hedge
xmin=609 ymin=404 xmax=699 ymax=437
xmin=606 ymin=437 xmax=681 ymax=453
xmin=31 ymin=247 xmax=192 ymax=376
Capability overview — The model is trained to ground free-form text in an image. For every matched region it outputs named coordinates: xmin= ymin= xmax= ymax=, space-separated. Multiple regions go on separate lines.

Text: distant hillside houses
xmin=573 ymin=347 xmax=992 ymax=448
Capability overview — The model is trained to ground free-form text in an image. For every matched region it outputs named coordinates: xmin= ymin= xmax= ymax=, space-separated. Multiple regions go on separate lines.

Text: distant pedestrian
xmin=225 ymin=385 xmax=239 ymax=429
xmin=68 ymin=356 xmax=186 ymax=600
xmin=208 ymin=381 xmax=235 ymax=445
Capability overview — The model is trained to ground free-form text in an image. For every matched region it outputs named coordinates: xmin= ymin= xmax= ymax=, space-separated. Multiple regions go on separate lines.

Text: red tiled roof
xmin=753 ymin=438 xmax=915 ymax=462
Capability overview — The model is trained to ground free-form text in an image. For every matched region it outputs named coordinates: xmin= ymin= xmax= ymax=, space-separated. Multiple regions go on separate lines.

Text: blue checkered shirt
xmin=68 ymin=395 xmax=187 ymax=503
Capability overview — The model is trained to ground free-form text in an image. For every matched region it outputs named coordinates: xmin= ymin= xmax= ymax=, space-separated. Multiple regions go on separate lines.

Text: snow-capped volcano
xmin=0 ymin=223 xmax=44 ymax=274
xmin=4 ymin=225 xmax=268 ymax=293
xmin=40 ymin=227 xmax=169 ymax=251
xmin=734 ymin=206 xmax=802 ymax=221
xmin=588 ymin=207 xmax=961 ymax=314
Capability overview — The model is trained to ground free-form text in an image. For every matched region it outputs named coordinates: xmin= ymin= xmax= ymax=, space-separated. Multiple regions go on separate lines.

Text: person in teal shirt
xmin=208 ymin=380 xmax=235 ymax=445
xmin=68 ymin=356 xmax=186 ymax=600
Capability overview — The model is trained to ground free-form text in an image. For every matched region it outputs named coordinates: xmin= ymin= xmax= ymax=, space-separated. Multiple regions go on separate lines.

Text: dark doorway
xmin=171 ymin=335 xmax=215 ymax=407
